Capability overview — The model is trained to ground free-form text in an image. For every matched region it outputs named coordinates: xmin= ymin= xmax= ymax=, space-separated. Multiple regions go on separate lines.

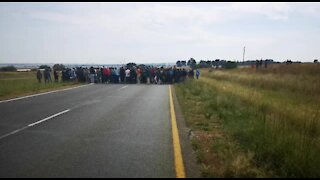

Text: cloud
xmin=228 ymin=2 xmax=290 ymax=20
xmin=294 ymin=3 xmax=320 ymax=18
xmin=1 ymin=2 xmax=319 ymax=63
xmin=27 ymin=3 xmax=291 ymax=26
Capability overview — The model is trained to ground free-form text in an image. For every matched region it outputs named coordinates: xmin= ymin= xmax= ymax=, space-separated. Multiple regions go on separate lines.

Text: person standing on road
xmin=102 ymin=66 xmax=107 ymax=83
xmin=136 ymin=67 xmax=141 ymax=84
xmin=89 ymin=66 xmax=95 ymax=83
xmin=120 ymin=67 xmax=125 ymax=83
xmin=130 ymin=67 xmax=136 ymax=84
xmin=196 ymin=68 xmax=200 ymax=79
xmin=125 ymin=68 xmax=130 ymax=84
xmin=115 ymin=67 xmax=120 ymax=84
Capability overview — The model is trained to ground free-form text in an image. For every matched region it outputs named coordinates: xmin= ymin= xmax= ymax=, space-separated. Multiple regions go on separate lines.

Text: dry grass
xmin=175 ymin=63 xmax=320 ymax=177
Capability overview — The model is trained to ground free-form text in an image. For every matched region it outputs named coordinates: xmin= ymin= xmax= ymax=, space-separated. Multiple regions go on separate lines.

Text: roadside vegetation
xmin=0 ymin=65 xmax=17 ymax=72
xmin=0 ymin=71 xmax=82 ymax=101
xmin=175 ymin=63 xmax=320 ymax=177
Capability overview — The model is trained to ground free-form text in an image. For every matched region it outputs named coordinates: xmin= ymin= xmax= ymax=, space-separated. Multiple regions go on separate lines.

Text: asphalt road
xmin=0 ymin=84 xmax=177 ymax=178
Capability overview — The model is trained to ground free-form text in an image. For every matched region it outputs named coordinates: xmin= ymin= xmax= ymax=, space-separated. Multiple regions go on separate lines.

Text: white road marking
xmin=118 ymin=85 xmax=128 ymax=90
xmin=0 ymin=127 xmax=28 ymax=140
xmin=0 ymin=109 xmax=70 ymax=140
xmin=28 ymin=109 xmax=70 ymax=127
xmin=0 ymin=84 xmax=92 ymax=103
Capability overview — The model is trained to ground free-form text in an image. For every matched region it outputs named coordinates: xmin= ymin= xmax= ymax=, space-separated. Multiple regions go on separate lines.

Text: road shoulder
xmin=171 ymin=85 xmax=201 ymax=178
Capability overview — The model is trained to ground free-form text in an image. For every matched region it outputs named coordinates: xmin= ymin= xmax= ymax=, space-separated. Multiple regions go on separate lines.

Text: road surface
xmin=0 ymin=84 xmax=179 ymax=178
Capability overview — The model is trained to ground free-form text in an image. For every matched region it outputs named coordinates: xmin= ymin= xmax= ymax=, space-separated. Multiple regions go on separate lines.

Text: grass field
xmin=0 ymin=71 xmax=83 ymax=101
xmin=175 ymin=64 xmax=320 ymax=177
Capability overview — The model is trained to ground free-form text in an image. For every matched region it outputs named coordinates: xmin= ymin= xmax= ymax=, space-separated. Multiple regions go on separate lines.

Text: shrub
xmin=39 ymin=65 xmax=51 ymax=69
xmin=0 ymin=66 xmax=17 ymax=72
xmin=53 ymin=64 xmax=65 ymax=71
xmin=224 ymin=61 xmax=238 ymax=69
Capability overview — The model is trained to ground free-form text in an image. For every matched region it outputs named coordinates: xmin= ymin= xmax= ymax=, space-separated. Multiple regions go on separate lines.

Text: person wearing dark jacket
xmin=54 ymin=70 xmax=59 ymax=82
xmin=36 ymin=69 xmax=42 ymax=83
xmin=120 ymin=67 xmax=125 ymax=83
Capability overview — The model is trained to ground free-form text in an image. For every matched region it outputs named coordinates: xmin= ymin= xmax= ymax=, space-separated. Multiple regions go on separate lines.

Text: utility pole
xmin=243 ymin=46 xmax=246 ymax=63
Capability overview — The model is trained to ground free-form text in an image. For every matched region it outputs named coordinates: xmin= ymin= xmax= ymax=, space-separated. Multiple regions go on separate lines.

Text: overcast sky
xmin=0 ymin=2 xmax=319 ymax=64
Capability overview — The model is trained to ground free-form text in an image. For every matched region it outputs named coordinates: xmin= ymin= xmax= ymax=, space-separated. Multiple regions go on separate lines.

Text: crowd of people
xmin=36 ymin=65 xmax=201 ymax=84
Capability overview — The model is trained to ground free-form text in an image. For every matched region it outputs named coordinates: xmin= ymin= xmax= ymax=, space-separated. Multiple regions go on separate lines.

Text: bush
xmin=126 ymin=62 xmax=137 ymax=68
xmin=224 ymin=61 xmax=238 ymax=69
xmin=53 ymin=64 xmax=65 ymax=71
xmin=39 ymin=65 xmax=51 ymax=69
xmin=0 ymin=66 xmax=17 ymax=72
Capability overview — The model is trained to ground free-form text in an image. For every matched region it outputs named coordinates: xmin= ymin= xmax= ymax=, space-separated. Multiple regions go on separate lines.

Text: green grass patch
xmin=174 ymin=64 xmax=320 ymax=177
xmin=0 ymin=71 xmax=84 ymax=100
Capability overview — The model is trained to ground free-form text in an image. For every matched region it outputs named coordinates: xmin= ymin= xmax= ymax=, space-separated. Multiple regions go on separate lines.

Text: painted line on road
xmin=0 ymin=109 xmax=70 ymax=140
xmin=28 ymin=109 xmax=70 ymax=127
xmin=118 ymin=85 xmax=128 ymax=90
xmin=0 ymin=127 xmax=29 ymax=140
xmin=0 ymin=84 xmax=92 ymax=103
xmin=169 ymin=85 xmax=186 ymax=178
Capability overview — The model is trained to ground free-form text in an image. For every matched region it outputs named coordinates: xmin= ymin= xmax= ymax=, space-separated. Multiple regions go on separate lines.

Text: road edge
xmin=169 ymin=85 xmax=186 ymax=178
xmin=170 ymin=85 xmax=201 ymax=178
